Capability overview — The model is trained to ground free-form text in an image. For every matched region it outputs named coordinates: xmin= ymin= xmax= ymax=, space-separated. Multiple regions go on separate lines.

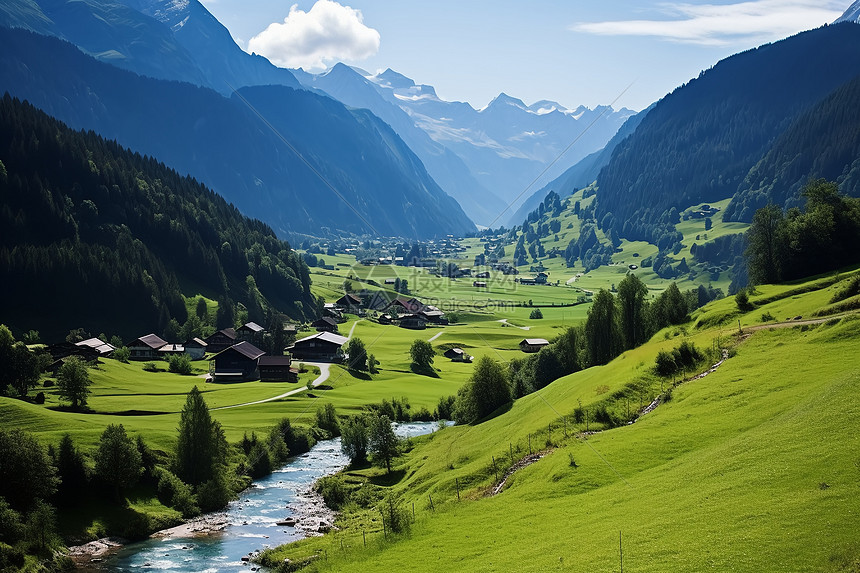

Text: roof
xmin=239 ymin=322 xmax=265 ymax=333
xmin=259 ymin=355 xmax=293 ymax=367
xmin=76 ymin=337 xmax=115 ymax=355
xmin=337 ymin=293 xmax=362 ymax=303
xmin=313 ymin=317 xmax=338 ymax=326
xmin=521 ymin=338 xmax=550 ymax=346
xmin=158 ymin=344 xmax=185 ymax=353
xmin=186 ymin=337 xmax=208 ymax=347
xmin=292 ymin=331 xmax=348 ymax=346
xmin=209 ymin=328 xmax=236 ymax=340
xmin=130 ymin=334 xmax=167 ymax=349
xmin=216 ymin=341 xmax=265 ymax=360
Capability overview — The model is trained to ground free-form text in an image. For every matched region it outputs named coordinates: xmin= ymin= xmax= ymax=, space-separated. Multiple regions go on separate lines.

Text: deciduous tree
xmin=57 ymin=356 xmax=91 ymax=408
xmin=94 ymin=424 xmax=142 ymax=500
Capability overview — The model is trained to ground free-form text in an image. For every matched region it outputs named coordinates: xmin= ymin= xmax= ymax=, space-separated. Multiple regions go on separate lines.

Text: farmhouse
xmin=158 ymin=343 xmax=185 ymax=358
xmin=335 ymin=293 xmax=363 ymax=311
xmin=184 ymin=337 xmax=208 ymax=360
xmin=475 ymin=271 xmax=490 ymax=279
xmin=205 ymin=328 xmax=237 ymax=353
xmin=312 ymin=317 xmax=340 ymax=333
xmin=473 ymin=281 xmax=487 ymax=288
xmin=76 ymin=337 xmax=116 ymax=356
xmin=237 ymin=322 xmax=265 ymax=344
xmin=519 ymin=338 xmax=550 ymax=353
xmin=258 ymin=356 xmax=298 ymax=382
xmin=127 ymin=334 xmax=168 ymax=360
xmin=443 ymin=348 xmax=472 ymax=362
xmin=210 ymin=341 xmax=265 ymax=382
xmin=419 ymin=309 xmax=447 ymax=324
xmin=399 ymin=314 xmax=428 ymax=330
xmin=287 ymin=332 xmax=348 ymax=361
xmin=388 ymin=296 xmax=425 ymax=314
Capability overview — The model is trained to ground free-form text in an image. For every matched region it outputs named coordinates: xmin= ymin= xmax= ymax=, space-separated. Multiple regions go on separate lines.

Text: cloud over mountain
xmin=572 ymin=1 xmax=844 ymax=46
xmin=247 ymin=0 xmax=379 ymax=69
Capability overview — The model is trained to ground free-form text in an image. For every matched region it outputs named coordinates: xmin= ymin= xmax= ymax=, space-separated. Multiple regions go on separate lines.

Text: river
xmin=88 ymin=421 xmax=444 ymax=572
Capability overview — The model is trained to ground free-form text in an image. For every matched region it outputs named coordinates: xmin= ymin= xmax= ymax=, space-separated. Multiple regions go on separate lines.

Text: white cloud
xmin=247 ymin=0 xmax=380 ymax=69
xmin=572 ymin=1 xmax=846 ymax=46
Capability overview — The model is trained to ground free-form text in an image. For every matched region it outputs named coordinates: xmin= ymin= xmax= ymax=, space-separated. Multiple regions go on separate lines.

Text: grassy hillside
xmin=258 ymin=269 xmax=860 ymax=572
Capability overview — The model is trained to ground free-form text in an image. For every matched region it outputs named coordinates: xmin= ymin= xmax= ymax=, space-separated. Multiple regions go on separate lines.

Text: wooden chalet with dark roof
xmin=287 ymin=332 xmax=348 ymax=361
xmin=76 ymin=337 xmax=116 ymax=356
xmin=258 ymin=355 xmax=298 ymax=382
xmin=210 ymin=341 xmax=265 ymax=382
xmin=127 ymin=334 xmax=168 ymax=360
xmin=205 ymin=328 xmax=237 ymax=353
xmin=519 ymin=338 xmax=550 ymax=353
xmin=237 ymin=322 xmax=265 ymax=344
xmin=335 ymin=293 xmax=363 ymax=312
xmin=184 ymin=337 xmax=208 ymax=360
xmin=398 ymin=314 xmax=428 ymax=330
xmin=312 ymin=317 xmax=340 ymax=333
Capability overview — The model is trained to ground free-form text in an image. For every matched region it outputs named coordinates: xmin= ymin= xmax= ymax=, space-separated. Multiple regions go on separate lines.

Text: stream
xmin=87 ymin=421 xmax=444 ymax=572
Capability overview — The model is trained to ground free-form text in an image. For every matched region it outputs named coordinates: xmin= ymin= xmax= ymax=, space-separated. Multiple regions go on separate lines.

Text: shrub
xmin=379 ymin=494 xmax=411 ymax=534
xmin=196 ymin=470 xmax=232 ymax=513
xmin=113 ymin=347 xmax=131 ymax=363
xmin=435 ymin=395 xmax=456 ymax=420
xmin=316 ymin=476 xmax=350 ymax=509
xmin=761 ymin=312 xmax=775 ymax=322
xmin=735 ymin=288 xmax=753 ymax=311
xmin=315 ymin=403 xmax=340 ymax=437
xmin=155 ymin=468 xmax=199 ymax=518
xmin=142 ymin=362 xmax=158 ymax=372
xmin=529 ymin=308 xmax=544 ymax=319
xmin=34 ymin=392 xmax=45 ymax=404
xmin=168 ymin=354 xmax=192 ymax=375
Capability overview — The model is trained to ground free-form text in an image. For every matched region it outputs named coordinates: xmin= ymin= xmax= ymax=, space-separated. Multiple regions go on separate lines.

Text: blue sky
xmin=200 ymin=0 xmax=849 ymax=111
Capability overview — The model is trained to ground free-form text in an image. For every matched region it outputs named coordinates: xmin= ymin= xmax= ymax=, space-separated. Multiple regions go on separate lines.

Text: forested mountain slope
xmin=0 ymin=94 xmax=316 ymax=340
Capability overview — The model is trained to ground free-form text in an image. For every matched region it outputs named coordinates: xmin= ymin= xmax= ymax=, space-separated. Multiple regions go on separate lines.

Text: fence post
xmin=363 ymin=529 xmax=366 ymax=548
xmin=456 ymin=478 xmax=460 ymax=501
xmin=429 ymin=494 xmax=435 ymax=512
xmin=492 ymin=456 xmax=498 ymax=481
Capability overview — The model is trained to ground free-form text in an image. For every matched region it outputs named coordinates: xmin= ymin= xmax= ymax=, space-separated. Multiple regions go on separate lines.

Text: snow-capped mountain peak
xmin=836 ymin=0 xmax=860 ymax=23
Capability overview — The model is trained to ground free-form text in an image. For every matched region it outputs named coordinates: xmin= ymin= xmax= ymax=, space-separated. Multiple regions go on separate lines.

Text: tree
xmin=0 ymin=429 xmax=58 ymax=511
xmin=94 ymin=424 xmax=142 ymax=499
xmin=54 ymin=434 xmax=89 ymax=501
xmin=6 ymin=342 xmax=43 ymax=398
xmin=367 ymin=353 xmax=379 ymax=374
xmin=617 ymin=273 xmax=649 ymax=350
xmin=175 ymin=386 xmax=227 ymax=486
xmin=25 ymin=500 xmax=57 ymax=551
xmin=57 ymin=356 xmax=91 ymax=409
xmin=746 ymin=204 xmax=786 ymax=285
xmin=454 ymin=356 xmax=512 ymax=424
xmin=340 ymin=416 xmax=369 ymax=464
xmin=195 ymin=297 xmax=209 ymax=321
xmin=368 ymin=415 xmax=400 ymax=473
xmin=409 ymin=339 xmax=435 ymax=370
xmin=529 ymin=308 xmax=544 ymax=319
xmin=584 ymin=289 xmax=622 ymax=366
xmin=345 ymin=337 xmax=368 ymax=371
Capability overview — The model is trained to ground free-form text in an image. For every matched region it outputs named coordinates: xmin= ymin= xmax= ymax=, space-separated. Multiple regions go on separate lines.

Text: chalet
xmin=384 ymin=278 xmax=397 ymax=285
xmin=158 ymin=344 xmax=185 ymax=358
xmin=76 ymin=337 xmax=116 ymax=356
xmin=205 ymin=328 xmax=237 ymax=353
xmin=210 ymin=341 xmax=265 ymax=382
xmin=127 ymin=334 xmax=168 ymax=360
xmin=535 ymin=272 xmax=549 ymax=285
xmin=473 ymin=281 xmax=488 ymax=288
xmin=399 ymin=314 xmax=428 ymax=330
xmin=184 ymin=338 xmax=208 ymax=360
xmin=443 ymin=348 xmax=472 ymax=362
xmin=419 ymin=309 xmax=447 ymax=324
xmin=335 ymin=293 xmax=363 ymax=311
xmin=312 ymin=317 xmax=340 ymax=333
xmin=378 ymin=314 xmax=393 ymax=325
xmin=258 ymin=356 xmax=298 ymax=382
xmin=237 ymin=322 xmax=265 ymax=344
xmin=46 ymin=342 xmax=100 ymax=372
xmin=323 ymin=304 xmax=345 ymax=322
xmin=388 ymin=296 xmax=425 ymax=313
xmin=519 ymin=338 xmax=550 ymax=353
xmin=519 ymin=276 xmax=537 ymax=285
xmin=475 ymin=271 xmax=490 ymax=279
xmin=287 ymin=332 xmax=348 ymax=361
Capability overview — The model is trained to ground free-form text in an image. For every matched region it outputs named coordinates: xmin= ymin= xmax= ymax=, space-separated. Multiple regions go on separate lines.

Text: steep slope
xmin=364 ymin=68 xmax=635 ymax=215
xmin=0 ymin=28 xmax=474 ymax=238
xmin=0 ymin=94 xmax=316 ymax=340
xmin=593 ymin=23 xmax=860 ymax=241
xmin=293 ymin=64 xmax=507 ymax=227
xmin=508 ymin=108 xmax=649 ymax=226
xmin=725 ymin=73 xmax=860 ymax=220
xmin=836 ymin=0 xmax=860 ymax=23
xmin=0 ymin=0 xmax=300 ymax=93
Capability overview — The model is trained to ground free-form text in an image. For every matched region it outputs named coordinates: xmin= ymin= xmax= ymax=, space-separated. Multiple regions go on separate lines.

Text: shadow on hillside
xmin=368 ymin=469 xmax=406 ymax=486
xmin=410 ymin=364 xmax=439 ymax=378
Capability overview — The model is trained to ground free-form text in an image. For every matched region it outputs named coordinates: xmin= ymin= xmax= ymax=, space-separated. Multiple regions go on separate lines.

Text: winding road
xmin=210 ymin=319 xmax=364 ymax=410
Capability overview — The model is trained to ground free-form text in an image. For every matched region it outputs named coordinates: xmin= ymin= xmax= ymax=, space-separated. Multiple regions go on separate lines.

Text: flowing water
xmin=90 ymin=421 xmax=444 ymax=572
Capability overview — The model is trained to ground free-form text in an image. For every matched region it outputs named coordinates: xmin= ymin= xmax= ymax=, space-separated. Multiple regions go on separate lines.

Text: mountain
xmin=836 ymin=1 xmax=860 ymax=23
xmin=0 ymin=0 xmax=300 ymax=94
xmin=361 ymin=68 xmax=635 ymax=219
xmin=0 ymin=28 xmax=475 ymax=238
xmin=725 ymin=73 xmax=860 ymax=220
xmin=0 ymin=93 xmax=316 ymax=340
xmin=292 ymin=63 xmax=507 ymax=227
xmin=507 ymin=108 xmax=649 ymax=226
xmin=592 ymin=23 xmax=860 ymax=244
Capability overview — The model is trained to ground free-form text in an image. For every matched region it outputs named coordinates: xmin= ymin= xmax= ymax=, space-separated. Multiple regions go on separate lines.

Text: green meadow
xmin=256 ymin=269 xmax=860 ymax=573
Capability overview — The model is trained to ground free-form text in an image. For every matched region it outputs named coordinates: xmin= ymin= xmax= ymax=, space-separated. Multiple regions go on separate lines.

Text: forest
xmin=0 ymin=94 xmax=316 ymax=340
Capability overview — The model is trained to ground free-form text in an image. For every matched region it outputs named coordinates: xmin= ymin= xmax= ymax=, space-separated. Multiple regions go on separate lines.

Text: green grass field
xmin=256 ymin=269 xmax=860 ymax=573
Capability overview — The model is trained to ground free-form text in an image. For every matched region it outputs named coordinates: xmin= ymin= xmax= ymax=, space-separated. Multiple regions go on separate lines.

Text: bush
xmin=142 ymin=362 xmax=158 ymax=372
xmin=246 ymin=442 xmax=272 ymax=478
xmin=316 ymin=476 xmax=350 ymax=509
xmin=155 ymin=468 xmax=199 ymax=518
xmin=735 ymin=288 xmax=753 ymax=311
xmin=196 ymin=470 xmax=232 ymax=513
xmin=529 ymin=308 xmax=543 ymax=319
xmin=435 ymin=395 xmax=456 ymax=420
xmin=168 ymin=354 xmax=192 ymax=375
xmin=761 ymin=311 xmax=775 ymax=322
xmin=34 ymin=392 xmax=45 ymax=404
xmin=315 ymin=403 xmax=340 ymax=437
xmin=113 ymin=346 xmax=131 ymax=363
xmin=379 ymin=494 xmax=411 ymax=534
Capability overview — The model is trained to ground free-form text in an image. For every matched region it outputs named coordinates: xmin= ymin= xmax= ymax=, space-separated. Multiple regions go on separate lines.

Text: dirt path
xmin=497 ymin=318 xmax=530 ymax=331
xmin=428 ymin=330 xmax=445 ymax=342
xmin=490 ymin=451 xmax=550 ymax=496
